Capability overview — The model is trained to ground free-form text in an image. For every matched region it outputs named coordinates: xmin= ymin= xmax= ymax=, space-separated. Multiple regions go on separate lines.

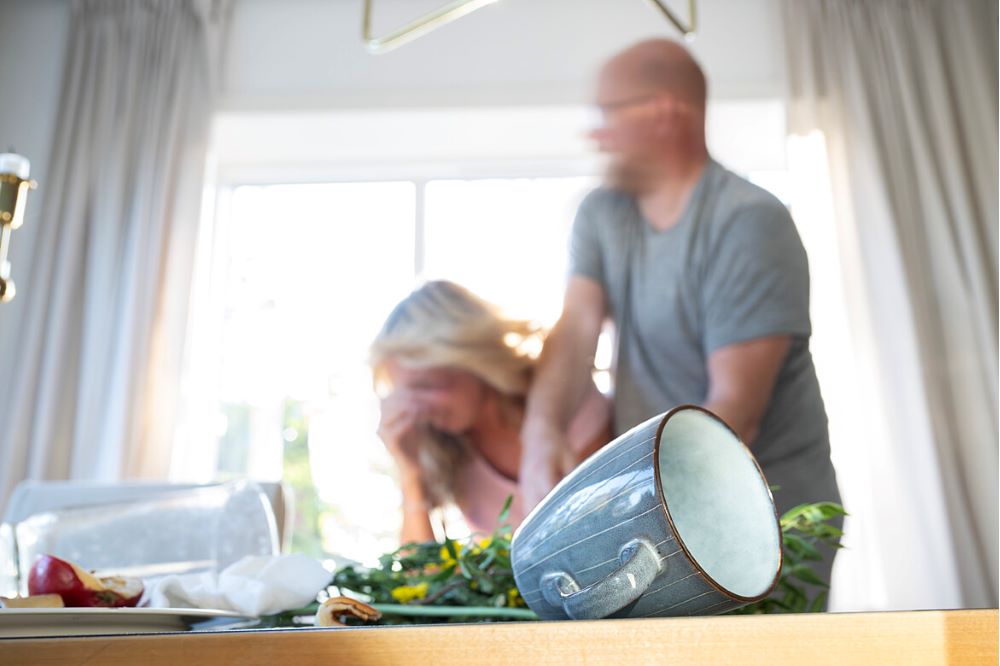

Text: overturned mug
xmin=511 ymin=405 xmax=781 ymax=619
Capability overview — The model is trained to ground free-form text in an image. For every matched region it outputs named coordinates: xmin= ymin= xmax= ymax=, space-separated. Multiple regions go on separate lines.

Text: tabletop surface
xmin=2 ymin=608 xmax=997 ymax=666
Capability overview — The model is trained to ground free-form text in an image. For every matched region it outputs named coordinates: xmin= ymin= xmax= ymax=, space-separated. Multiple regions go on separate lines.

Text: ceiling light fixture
xmin=362 ymin=0 xmax=697 ymax=54
xmin=645 ymin=0 xmax=697 ymax=40
xmin=362 ymin=0 xmax=502 ymax=54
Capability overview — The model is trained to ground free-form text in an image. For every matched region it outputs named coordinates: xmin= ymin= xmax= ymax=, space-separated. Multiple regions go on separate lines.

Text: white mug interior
xmin=657 ymin=408 xmax=781 ymax=598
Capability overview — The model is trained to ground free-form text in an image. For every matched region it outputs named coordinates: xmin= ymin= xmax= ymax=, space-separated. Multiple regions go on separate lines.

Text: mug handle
xmin=540 ymin=538 xmax=661 ymax=620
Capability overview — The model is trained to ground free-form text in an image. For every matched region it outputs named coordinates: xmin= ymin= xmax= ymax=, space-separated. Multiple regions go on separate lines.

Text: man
xmin=520 ymin=39 xmax=842 ymax=592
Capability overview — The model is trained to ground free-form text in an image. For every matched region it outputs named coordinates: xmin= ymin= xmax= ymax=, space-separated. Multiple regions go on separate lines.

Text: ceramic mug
xmin=511 ymin=405 xmax=782 ymax=620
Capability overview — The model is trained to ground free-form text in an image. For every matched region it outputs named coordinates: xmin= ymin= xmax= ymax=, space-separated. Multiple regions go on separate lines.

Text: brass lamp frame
xmin=645 ymin=0 xmax=697 ymax=39
xmin=362 ymin=0 xmax=697 ymax=54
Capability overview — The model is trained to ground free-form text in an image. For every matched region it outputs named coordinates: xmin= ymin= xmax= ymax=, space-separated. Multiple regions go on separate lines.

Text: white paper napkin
xmin=145 ymin=554 xmax=332 ymax=616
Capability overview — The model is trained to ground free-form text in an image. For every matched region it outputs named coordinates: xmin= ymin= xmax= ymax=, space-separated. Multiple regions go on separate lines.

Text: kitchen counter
xmin=3 ymin=608 xmax=997 ymax=665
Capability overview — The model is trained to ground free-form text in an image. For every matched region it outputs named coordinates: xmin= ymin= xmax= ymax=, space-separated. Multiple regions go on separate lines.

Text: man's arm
xmin=703 ymin=335 xmax=791 ymax=445
xmin=520 ymin=276 xmax=606 ymax=508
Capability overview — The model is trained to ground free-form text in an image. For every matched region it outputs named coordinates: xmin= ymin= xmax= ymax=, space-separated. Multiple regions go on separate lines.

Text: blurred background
xmin=0 ymin=0 xmax=995 ymax=614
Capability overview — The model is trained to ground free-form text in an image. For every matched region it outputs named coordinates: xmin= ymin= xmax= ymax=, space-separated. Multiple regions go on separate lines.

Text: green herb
xmin=258 ymin=495 xmax=845 ymax=626
xmin=326 ymin=495 xmax=532 ymax=625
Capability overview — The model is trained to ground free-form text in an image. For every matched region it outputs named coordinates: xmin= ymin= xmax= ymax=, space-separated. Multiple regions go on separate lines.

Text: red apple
xmin=27 ymin=555 xmax=143 ymax=608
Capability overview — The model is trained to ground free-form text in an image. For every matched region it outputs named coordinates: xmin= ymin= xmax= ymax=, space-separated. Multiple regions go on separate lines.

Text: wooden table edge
xmin=3 ymin=608 xmax=997 ymax=665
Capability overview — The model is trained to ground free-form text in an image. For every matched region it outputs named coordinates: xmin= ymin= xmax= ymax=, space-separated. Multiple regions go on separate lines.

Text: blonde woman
xmin=371 ymin=281 xmax=610 ymax=543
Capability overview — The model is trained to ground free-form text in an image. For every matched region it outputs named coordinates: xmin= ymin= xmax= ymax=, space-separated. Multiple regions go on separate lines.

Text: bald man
xmin=521 ymin=40 xmax=843 ymax=597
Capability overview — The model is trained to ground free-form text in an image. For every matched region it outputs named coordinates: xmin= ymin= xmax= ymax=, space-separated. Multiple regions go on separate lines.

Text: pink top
xmin=453 ymin=387 xmax=610 ymax=534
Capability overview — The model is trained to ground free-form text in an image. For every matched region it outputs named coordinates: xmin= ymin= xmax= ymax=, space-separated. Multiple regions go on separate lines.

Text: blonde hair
xmin=370 ymin=281 xmax=543 ymax=507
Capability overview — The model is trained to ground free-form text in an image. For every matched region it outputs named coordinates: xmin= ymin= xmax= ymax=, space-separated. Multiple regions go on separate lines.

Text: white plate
xmin=0 ymin=607 xmax=255 ymax=638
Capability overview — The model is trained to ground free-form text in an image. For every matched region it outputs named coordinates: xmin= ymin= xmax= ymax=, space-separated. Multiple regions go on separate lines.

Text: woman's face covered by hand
xmin=382 ymin=360 xmax=488 ymax=436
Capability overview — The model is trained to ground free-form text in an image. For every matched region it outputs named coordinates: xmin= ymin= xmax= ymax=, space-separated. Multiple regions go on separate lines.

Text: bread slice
xmin=0 ymin=594 xmax=66 ymax=608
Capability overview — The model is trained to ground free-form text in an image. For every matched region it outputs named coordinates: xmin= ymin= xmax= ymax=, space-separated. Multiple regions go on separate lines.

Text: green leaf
xmin=778 ymin=578 xmax=806 ymax=597
xmin=783 ymin=533 xmax=823 ymax=561
xmin=458 ymin=558 xmax=474 ymax=580
xmin=429 ymin=566 xmax=457 ymax=584
xmin=813 ymin=501 xmax=848 ymax=518
xmin=788 ymin=564 xmax=830 ymax=588
xmin=497 ymin=494 xmax=513 ymax=525
xmin=479 ymin=550 xmax=498 ymax=570
xmin=802 ymin=506 xmax=825 ymax=524
xmin=779 ymin=503 xmax=816 ymax=523
xmin=806 ymin=524 xmax=844 ymax=544
xmin=765 ymin=598 xmax=792 ymax=612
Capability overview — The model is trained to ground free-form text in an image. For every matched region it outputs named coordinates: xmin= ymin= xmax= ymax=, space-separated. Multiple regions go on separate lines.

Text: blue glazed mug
xmin=511 ymin=405 xmax=782 ymax=620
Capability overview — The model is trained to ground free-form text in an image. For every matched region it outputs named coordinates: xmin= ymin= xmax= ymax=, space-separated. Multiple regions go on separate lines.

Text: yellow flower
xmin=391 ymin=582 xmax=429 ymax=603
xmin=507 ymin=587 xmax=524 ymax=608
xmin=439 ymin=542 xmax=463 ymax=567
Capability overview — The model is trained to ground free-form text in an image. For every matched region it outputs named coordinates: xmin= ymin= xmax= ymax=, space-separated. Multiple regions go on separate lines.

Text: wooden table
xmin=4 ymin=609 xmax=996 ymax=665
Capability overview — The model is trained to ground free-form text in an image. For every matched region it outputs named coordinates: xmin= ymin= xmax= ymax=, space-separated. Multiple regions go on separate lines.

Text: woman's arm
xmin=378 ymin=390 xmax=437 ymax=544
xmin=399 ymin=469 xmax=435 ymax=543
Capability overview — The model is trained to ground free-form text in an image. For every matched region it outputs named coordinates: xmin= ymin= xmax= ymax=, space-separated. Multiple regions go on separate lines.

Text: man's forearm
xmin=520 ymin=278 xmax=605 ymax=506
xmin=520 ymin=318 xmax=597 ymax=505
xmin=703 ymin=336 xmax=791 ymax=447
xmin=702 ymin=398 xmax=762 ymax=446
xmin=524 ymin=317 xmax=596 ymax=434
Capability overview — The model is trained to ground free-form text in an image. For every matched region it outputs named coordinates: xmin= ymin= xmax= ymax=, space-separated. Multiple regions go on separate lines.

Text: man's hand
xmin=520 ymin=276 xmax=606 ymax=510
xmin=519 ymin=419 xmax=570 ymax=509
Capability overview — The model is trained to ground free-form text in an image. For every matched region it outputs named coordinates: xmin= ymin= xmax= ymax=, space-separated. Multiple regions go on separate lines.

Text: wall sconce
xmin=0 ymin=152 xmax=36 ymax=304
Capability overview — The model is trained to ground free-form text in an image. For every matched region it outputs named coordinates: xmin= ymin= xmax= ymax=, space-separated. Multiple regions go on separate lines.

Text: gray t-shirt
xmin=570 ymin=159 xmax=841 ymax=517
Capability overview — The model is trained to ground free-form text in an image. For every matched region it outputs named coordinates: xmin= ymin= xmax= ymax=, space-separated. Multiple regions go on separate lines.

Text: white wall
xmin=223 ymin=0 xmax=788 ymax=110
xmin=210 ymin=100 xmax=788 ymax=187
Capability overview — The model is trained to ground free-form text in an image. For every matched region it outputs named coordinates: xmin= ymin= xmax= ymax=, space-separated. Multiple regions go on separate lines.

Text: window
xmin=175 ymin=170 xmax=600 ymax=564
xmin=423 ymin=177 xmax=596 ymax=323
xmin=177 ymin=181 xmax=418 ymax=561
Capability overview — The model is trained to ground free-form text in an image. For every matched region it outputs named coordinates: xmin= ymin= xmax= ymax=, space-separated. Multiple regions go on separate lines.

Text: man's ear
xmin=651 ymin=93 xmax=680 ymax=129
xmin=653 ymin=94 xmax=696 ymax=134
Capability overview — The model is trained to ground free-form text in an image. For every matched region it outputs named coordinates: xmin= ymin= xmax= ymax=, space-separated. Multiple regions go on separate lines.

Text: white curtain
xmin=0 ymin=0 xmax=232 ymax=509
xmin=782 ymin=0 xmax=998 ymax=610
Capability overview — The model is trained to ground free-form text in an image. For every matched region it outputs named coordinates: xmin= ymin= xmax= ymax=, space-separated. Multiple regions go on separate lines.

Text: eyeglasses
xmin=596 ymin=94 xmax=656 ymax=117
xmin=591 ymin=95 xmax=659 ymax=136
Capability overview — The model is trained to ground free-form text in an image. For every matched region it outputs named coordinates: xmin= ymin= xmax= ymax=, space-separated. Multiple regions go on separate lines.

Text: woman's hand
xmin=377 ymin=390 xmax=427 ymax=475
xmin=378 ymin=389 xmax=437 ymax=544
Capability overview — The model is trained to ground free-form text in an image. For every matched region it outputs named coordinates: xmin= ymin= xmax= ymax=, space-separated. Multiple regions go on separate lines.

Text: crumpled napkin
xmin=145 ymin=554 xmax=332 ymax=616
